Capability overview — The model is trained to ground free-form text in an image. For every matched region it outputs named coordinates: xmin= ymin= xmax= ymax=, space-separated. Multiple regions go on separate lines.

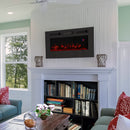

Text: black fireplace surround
xmin=45 ymin=27 xmax=94 ymax=58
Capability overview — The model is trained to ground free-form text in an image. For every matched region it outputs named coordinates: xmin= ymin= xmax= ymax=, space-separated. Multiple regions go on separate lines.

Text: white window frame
xmin=0 ymin=28 xmax=31 ymax=91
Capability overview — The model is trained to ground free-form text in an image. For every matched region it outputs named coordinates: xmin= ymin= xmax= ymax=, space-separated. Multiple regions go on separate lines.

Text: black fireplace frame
xmin=45 ymin=27 xmax=94 ymax=58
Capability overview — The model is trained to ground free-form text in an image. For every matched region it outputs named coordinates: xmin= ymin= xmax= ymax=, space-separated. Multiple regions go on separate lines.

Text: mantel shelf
xmin=29 ymin=67 xmax=115 ymax=75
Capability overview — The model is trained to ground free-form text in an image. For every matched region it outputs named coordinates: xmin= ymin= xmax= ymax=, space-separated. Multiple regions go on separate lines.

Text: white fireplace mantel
xmin=30 ymin=67 xmax=114 ymax=74
xmin=30 ymin=67 xmax=115 ymax=115
xmin=30 ymin=67 xmax=114 ymax=81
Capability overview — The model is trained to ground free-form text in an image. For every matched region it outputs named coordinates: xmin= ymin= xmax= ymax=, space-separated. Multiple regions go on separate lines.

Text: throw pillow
xmin=108 ymin=115 xmax=118 ymax=130
xmin=108 ymin=113 xmax=130 ymax=130
xmin=0 ymin=87 xmax=10 ymax=104
xmin=114 ymin=92 xmax=130 ymax=116
xmin=116 ymin=114 xmax=130 ymax=130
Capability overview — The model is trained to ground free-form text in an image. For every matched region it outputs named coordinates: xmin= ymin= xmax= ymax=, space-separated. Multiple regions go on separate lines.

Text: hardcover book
xmin=85 ymin=101 xmax=90 ymax=116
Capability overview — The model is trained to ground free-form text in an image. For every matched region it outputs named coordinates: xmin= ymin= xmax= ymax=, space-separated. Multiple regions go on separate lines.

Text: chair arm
xmin=9 ymin=99 xmax=22 ymax=115
xmin=101 ymin=108 xmax=115 ymax=117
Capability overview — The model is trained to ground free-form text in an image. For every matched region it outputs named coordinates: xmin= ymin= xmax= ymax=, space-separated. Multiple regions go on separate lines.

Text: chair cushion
xmin=91 ymin=125 xmax=108 ymax=130
xmin=95 ymin=116 xmax=114 ymax=125
xmin=0 ymin=111 xmax=3 ymax=120
xmin=0 ymin=105 xmax=17 ymax=120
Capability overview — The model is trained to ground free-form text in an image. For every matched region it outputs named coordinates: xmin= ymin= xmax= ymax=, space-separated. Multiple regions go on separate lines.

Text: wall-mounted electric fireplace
xmin=45 ymin=27 xmax=94 ymax=58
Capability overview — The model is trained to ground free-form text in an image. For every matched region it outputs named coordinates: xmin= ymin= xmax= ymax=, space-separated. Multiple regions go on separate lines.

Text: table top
xmin=0 ymin=113 xmax=70 ymax=130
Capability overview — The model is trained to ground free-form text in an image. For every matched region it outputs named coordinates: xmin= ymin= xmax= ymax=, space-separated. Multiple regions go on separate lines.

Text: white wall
xmin=30 ymin=0 xmax=118 ymax=108
xmin=117 ymin=42 xmax=130 ymax=97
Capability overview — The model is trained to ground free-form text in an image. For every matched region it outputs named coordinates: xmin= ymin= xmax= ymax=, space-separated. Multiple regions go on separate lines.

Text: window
xmin=1 ymin=32 xmax=28 ymax=89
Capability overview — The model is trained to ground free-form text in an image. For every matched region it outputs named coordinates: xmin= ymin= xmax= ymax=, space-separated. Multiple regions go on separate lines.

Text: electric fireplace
xmin=45 ymin=27 xmax=94 ymax=58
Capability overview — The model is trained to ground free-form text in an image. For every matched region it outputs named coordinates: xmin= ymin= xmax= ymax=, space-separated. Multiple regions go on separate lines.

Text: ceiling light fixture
xmin=8 ymin=12 xmax=13 ymax=15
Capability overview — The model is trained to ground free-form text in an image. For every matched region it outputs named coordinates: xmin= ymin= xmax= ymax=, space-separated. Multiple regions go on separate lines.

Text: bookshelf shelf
xmin=44 ymin=80 xmax=98 ymax=130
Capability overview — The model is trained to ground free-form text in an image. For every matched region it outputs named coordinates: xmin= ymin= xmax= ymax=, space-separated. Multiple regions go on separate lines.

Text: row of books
xmin=75 ymin=100 xmax=98 ymax=117
xmin=45 ymin=84 xmax=56 ymax=96
xmin=77 ymin=84 xmax=96 ymax=100
xmin=46 ymin=98 xmax=74 ymax=114
xmin=58 ymin=83 xmax=73 ymax=98
xmin=46 ymin=98 xmax=98 ymax=117
xmin=46 ymin=98 xmax=63 ymax=112
xmin=45 ymin=83 xmax=97 ymax=101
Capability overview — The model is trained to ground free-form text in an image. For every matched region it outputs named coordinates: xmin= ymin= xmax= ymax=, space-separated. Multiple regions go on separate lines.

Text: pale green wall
xmin=0 ymin=19 xmax=30 ymax=30
xmin=119 ymin=6 xmax=130 ymax=41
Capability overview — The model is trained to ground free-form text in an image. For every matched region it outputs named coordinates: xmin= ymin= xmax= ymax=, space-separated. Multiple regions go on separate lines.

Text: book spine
xmin=77 ymin=84 xmax=80 ymax=99
xmin=51 ymin=84 xmax=53 ymax=96
xmin=63 ymin=84 xmax=66 ymax=97
xmin=65 ymin=85 xmax=67 ymax=97
xmin=78 ymin=100 xmax=81 ymax=115
xmin=67 ymin=85 xmax=69 ymax=97
xmin=83 ymin=86 xmax=86 ymax=99
xmin=49 ymin=84 xmax=51 ymax=96
xmin=72 ymin=82 xmax=75 ymax=98
xmin=58 ymin=83 xmax=61 ymax=97
xmin=63 ymin=84 xmax=65 ymax=97
xmin=85 ymin=101 xmax=90 ymax=116
xmin=47 ymin=98 xmax=64 ymax=102
xmin=69 ymin=85 xmax=71 ymax=98
xmin=93 ymin=89 xmax=96 ymax=100
xmin=91 ymin=102 xmax=98 ymax=117
xmin=81 ymin=101 xmax=86 ymax=116
xmin=47 ymin=101 xmax=62 ymax=105
xmin=47 ymin=84 xmax=49 ymax=96
xmin=86 ymin=87 xmax=89 ymax=100
xmin=88 ymin=88 xmax=90 ymax=100
xmin=53 ymin=85 xmax=55 ymax=96
xmin=75 ymin=100 xmax=79 ymax=115
xmin=80 ymin=84 xmax=83 ymax=99
xmin=90 ymin=89 xmax=92 ymax=100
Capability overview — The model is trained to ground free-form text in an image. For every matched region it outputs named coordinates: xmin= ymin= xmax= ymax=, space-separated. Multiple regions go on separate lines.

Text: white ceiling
xmin=0 ymin=0 xmax=129 ymax=24
xmin=0 ymin=0 xmax=39 ymax=23
xmin=118 ymin=0 xmax=130 ymax=6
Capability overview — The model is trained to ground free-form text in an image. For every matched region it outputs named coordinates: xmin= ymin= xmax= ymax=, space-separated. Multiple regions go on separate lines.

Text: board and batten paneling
xmin=117 ymin=42 xmax=130 ymax=97
xmin=31 ymin=0 xmax=118 ymax=108
xmin=31 ymin=0 xmax=118 ymax=68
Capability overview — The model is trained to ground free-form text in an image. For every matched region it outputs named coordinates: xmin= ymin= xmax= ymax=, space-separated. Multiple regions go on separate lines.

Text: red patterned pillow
xmin=108 ymin=114 xmax=130 ymax=130
xmin=115 ymin=92 xmax=129 ymax=116
xmin=0 ymin=87 xmax=10 ymax=104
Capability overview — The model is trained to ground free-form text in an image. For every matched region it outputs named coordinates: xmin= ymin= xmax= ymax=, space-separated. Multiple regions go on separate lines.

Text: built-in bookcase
xmin=44 ymin=80 xmax=98 ymax=130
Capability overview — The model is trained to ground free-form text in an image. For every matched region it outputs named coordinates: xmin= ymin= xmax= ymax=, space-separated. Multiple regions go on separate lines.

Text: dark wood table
xmin=0 ymin=113 xmax=70 ymax=130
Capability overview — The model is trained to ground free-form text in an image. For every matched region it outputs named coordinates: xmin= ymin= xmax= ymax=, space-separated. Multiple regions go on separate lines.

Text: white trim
xmin=29 ymin=67 xmax=115 ymax=74
xmin=9 ymin=88 xmax=29 ymax=91
xmin=0 ymin=27 xmax=29 ymax=35
xmin=5 ymin=62 xmax=28 ymax=64
xmin=1 ymin=32 xmax=27 ymax=37
xmin=30 ymin=67 xmax=115 ymax=115
xmin=0 ymin=27 xmax=30 ymax=91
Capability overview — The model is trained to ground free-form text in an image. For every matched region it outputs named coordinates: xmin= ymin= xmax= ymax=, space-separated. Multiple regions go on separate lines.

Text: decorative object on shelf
xmin=34 ymin=56 xmax=43 ymax=67
xmin=96 ymin=54 xmax=107 ymax=67
xmin=35 ymin=104 xmax=55 ymax=120
xmin=24 ymin=113 xmax=36 ymax=129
